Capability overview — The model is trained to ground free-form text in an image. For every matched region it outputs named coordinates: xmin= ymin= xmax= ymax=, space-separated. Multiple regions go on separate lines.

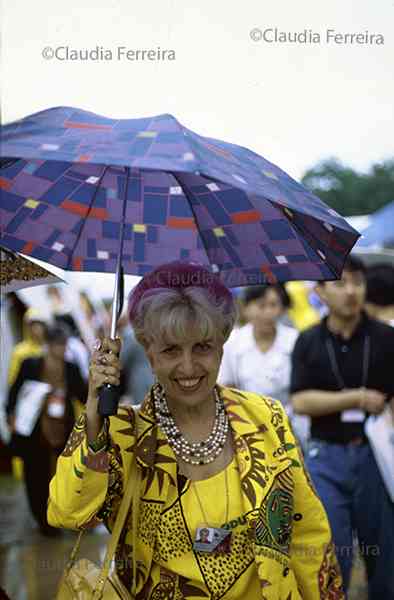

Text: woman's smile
xmin=174 ymin=376 xmax=205 ymax=392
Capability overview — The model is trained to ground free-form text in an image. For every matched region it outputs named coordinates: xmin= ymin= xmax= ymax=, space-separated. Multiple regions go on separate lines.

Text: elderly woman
xmin=48 ymin=262 xmax=344 ymax=599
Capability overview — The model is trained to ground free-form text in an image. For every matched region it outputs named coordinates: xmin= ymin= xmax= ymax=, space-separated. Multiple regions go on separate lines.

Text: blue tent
xmin=358 ymin=201 xmax=394 ymax=248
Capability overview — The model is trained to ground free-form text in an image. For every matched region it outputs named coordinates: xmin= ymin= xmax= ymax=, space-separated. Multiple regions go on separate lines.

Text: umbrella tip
xmin=157 ymin=112 xmax=178 ymax=121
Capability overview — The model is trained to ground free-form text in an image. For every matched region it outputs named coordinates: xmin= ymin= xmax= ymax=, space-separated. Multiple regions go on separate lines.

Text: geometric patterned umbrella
xmin=0 ymin=246 xmax=64 ymax=294
xmin=0 ymin=106 xmax=360 ymax=287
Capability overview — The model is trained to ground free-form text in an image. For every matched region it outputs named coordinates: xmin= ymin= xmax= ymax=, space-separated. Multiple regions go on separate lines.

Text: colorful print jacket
xmin=48 ymin=386 xmax=344 ymax=599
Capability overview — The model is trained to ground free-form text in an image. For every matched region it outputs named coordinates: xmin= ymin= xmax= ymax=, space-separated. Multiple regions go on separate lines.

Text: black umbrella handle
xmin=98 ymin=384 xmax=121 ymax=417
xmin=98 ymin=287 xmax=123 ymax=417
xmin=97 ymin=265 xmax=125 ymax=416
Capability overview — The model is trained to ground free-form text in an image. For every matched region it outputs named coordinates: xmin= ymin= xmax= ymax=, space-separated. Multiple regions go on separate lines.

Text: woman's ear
xmin=144 ymin=343 xmax=156 ymax=371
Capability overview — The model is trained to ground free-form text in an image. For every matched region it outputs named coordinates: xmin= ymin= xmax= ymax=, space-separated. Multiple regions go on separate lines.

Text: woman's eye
xmin=196 ymin=343 xmax=211 ymax=352
xmin=163 ymin=347 xmax=176 ymax=355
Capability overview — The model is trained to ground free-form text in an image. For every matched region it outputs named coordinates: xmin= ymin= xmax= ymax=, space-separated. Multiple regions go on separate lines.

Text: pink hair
xmin=127 ymin=261 xmax=233 ymax=323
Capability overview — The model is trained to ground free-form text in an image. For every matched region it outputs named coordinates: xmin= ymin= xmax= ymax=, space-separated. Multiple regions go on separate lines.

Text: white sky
xmin=1 ymin=0 xmax=393 ymax=299
xmin=2 ymin=0 xmax=393 ymax=182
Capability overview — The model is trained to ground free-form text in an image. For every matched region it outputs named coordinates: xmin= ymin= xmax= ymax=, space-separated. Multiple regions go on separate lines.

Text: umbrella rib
xmin=170 ymin=172 xmax=212 ymax=269
xmin=0 ymin=158 xmax=19 ymax=170
xmin=281 ymin=210 xmax=341 ymax=279
xmin=66 ymin=165 xmax=109 ymax=270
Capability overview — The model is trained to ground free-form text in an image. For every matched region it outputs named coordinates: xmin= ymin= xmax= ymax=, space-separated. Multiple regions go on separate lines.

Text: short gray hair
xmin=131 ymin=286 xmax=237 ymax=349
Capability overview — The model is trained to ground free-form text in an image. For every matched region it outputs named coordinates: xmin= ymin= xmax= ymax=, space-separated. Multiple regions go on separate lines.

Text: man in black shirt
xmin=290 ymin=256 xmax=394 ymax=599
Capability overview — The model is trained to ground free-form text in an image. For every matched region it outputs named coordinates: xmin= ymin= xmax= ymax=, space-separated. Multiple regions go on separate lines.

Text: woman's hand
xmin=86 ymin=337 xmax=122 ymax=441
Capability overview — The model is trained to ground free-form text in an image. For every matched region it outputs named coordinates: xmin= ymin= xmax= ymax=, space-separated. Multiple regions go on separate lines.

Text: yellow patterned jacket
xmin=48 ymin=386 xmax=344 ymax=600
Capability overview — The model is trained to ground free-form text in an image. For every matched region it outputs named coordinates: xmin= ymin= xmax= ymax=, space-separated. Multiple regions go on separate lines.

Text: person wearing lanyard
xmin=48 ymin=262 xmax=345 ymax=599
xmin=290 ymin=255 xmax=394 ymax=599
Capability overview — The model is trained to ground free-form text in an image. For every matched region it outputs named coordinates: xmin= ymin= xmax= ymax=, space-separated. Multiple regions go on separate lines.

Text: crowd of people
xmin=1 ymin=257 xmax=394 ymax=598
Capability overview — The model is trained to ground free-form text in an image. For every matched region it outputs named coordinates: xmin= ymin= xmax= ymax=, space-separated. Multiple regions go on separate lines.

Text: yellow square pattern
xmin=213 ymin=227 xmax=225 ymax=237
xmin=133 ymin=224 xmax=146 ymax=233
xmin=25 ymin=199 xmax=39 ymax=209
xmin=262 ymin=170 xmax=278 ymax=180
xmin=137 ymin=131 xmax=158 ymax=138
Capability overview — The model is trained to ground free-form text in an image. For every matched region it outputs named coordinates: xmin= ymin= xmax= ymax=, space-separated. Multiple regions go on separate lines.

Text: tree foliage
xmin=301 ymin=158 xmax=394 ymax=216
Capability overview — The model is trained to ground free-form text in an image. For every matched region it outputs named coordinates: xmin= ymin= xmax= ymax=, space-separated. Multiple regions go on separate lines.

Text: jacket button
xmin=293 ymin=513 xmax=303 ymax=521
xmin=283 ymin=567 xmax=290 ymax=577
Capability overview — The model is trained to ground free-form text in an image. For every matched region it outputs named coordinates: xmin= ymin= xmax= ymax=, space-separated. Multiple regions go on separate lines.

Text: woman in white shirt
xmin=219 ymin=285 xmax=309 ymax=447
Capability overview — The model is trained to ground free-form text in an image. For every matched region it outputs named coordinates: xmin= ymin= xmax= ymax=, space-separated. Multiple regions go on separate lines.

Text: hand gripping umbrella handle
xmin=98 ymin=265 xmax=124 ymax=416
xmin=98 ymin=166 xmax=129 ymax=417
xmin=98 ymin=383 xmax=121 ymax=417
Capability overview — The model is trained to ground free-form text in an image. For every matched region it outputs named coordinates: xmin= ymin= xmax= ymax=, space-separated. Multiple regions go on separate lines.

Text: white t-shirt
xmin=218 ymin=322 xmax=298 ymax=411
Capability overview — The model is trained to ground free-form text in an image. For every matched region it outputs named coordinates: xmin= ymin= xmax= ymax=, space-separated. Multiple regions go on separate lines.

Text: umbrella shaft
xmin=109 ymin=166 xmax=129 ymax=339
xmin=110 ymin=260 xmax=121 ymax=338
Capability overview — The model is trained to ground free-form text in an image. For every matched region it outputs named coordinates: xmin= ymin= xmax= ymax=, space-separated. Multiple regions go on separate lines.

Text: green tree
xmin=301 ymin=158 xmax=394 ymax=216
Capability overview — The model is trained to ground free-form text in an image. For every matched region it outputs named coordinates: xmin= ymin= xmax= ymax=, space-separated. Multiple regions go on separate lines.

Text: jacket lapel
xmin=135 ymin=393 xmax=178 ymax=491
xmin=220 ymin=386 xmax=293 ymax=515
xmin=132 ymin=393 xmax=178 ymax=593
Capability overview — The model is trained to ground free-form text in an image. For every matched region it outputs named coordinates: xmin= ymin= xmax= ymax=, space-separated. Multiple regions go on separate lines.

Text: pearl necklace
xmin=152 ymin=383 xmax=229 ymax=465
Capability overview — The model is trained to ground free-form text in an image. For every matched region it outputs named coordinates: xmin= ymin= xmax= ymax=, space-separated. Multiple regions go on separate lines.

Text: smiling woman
xmin=130 ymin=273 xmax=236 ymax=424
xmin=48 ymin=261 xmax=345 ymax=599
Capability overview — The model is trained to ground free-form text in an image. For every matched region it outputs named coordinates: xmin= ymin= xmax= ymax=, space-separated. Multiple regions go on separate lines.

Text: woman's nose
xmin=178 ymin=352 xmax=196 ymax=375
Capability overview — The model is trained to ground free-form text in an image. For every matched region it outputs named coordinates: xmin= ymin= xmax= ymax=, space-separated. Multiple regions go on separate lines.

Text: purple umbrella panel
xmin=0 ymin=107 xmax=361 ymax=286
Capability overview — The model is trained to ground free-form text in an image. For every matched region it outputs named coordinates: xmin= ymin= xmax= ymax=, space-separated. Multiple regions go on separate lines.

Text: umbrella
xmin=0 ymin=106 xmax=360 ymax=413
xmin=0 ymin=246 xmax=64 ymax=294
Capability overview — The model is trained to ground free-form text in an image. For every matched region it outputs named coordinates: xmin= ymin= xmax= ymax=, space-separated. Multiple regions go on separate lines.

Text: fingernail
xmin=93 ymin=339 xmax=102 ymax=351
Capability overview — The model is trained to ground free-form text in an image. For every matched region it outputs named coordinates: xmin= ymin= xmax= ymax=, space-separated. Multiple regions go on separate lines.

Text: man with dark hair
xmin=290 ymin=255 xmax=394 ymax=599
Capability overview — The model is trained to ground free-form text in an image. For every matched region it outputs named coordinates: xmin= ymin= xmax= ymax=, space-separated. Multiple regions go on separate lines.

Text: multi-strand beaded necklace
xmin=152 ymin=383 xmax=229 ymax=465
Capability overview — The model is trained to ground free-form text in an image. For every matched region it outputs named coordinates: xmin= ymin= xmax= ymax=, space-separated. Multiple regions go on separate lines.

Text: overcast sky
xmin=2 ymin=0 xmax=393 ymax=183
xmin=2 ymin=0 xmax=393 ymax=299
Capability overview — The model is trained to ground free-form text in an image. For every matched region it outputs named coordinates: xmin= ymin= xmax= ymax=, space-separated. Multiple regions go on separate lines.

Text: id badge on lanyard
xmin=325 ymin=335 xmax=370 ymax=423
xmin=193 ymin=526 xmax=232 ymax=554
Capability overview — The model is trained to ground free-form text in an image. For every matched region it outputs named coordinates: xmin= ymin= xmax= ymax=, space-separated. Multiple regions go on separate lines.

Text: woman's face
xmin=30 ymin=321 xmax=46 ymax=343
xmin=200 ymin=529 xmax=210 ymax=542
xmin=244 ymin=288 xmax=284 ymax=333
xmin=146 ymin=327 xmax=223 ymax=410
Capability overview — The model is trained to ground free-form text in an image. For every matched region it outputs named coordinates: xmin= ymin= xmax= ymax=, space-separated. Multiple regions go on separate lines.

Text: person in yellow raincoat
xmin=48 ymin=262 xmax=344 ymax=600
xmin=6 ymin=308 xmax=48 ymax=478
xmin=7 ymin=307 xmax=48 ymax=387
